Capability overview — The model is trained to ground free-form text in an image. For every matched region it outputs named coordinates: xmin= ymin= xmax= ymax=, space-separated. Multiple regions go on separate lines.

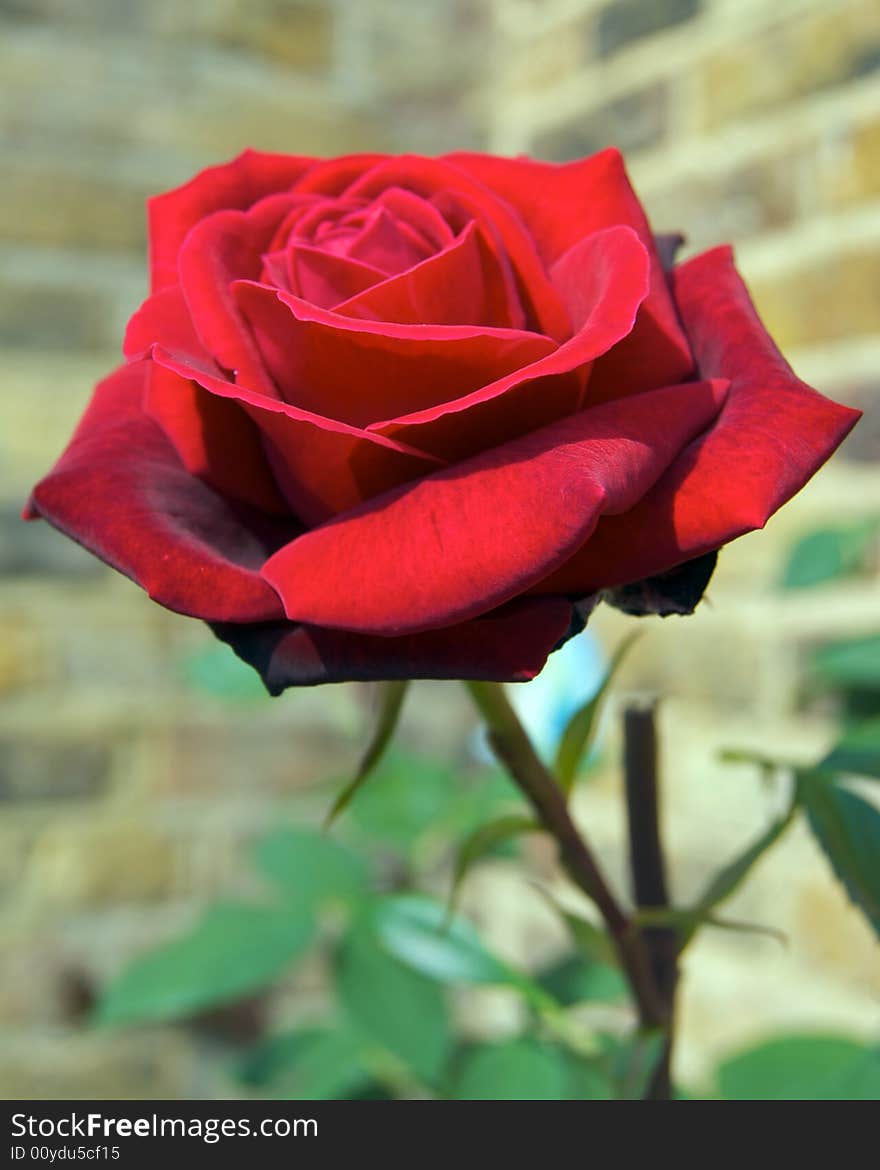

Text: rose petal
xmin=261 ymin=377 xmax=727 ymax=636
xmin=124 ymin=285 xmax=289 ymax=516
xmin=124 ymin=284 xmax=215 ymax=365
xmin=373 ymin=187 xmax=457 ymax=251
xmin=149 ymin=149 xmax=312 ymax=292
xmin=538 ymin=247 xmax=861 ymax=595
xmin=145 ymin=363 xmax=290 ymax=517
xmin=285 ymin=244 xmax=386 ymax=308
xmin=233 ymin=280 xmax=558 ymax=428
xmin=177 ymin=195 xmax=298 ymax=396
xmin=344 ymin=205 xmax=434 ymax=273
xmin=340 ymin=156 xmax=572 ymax=340
xmin=152 ymin=347 xmax=445 ymax=525
xmin=211 ymin=596 xmax=576 ymax=691
xmin=26 ymin=362 xmax=291 ymax=622
xmin=446 ymin=149 xmax=694 ymax=396
xmin=374 ymin=225 xmax=650 ymax=461
xmin=335 ymin=220 xmax=523 ymax=328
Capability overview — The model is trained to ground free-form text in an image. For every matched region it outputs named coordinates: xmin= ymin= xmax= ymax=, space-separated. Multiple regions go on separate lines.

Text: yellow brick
xmin=820 ymin=115 xmax=880 ymax=209
xmin=747 ymin=246 xmax=880 ymax=350
xmin=701 ymin=1 xmax=880 ymax=129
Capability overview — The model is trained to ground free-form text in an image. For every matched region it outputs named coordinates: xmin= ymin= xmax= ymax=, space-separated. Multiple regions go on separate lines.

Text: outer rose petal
xmin=26 ymin=363 xmax=291 ymax=622
xmin=125 ymin=285 xmax=289 ymax=516
xmin=152 ymin=347 xmax=445 ymax=525
xmin=212 ymin=597 xmax=576 ymax=691
xmin=538 ymin=247 xmax=861 ymax=595
xmin=178 ymin=196 xmax=300 ymax=396
xmin=149 ymin=149 xmax=313 ymax=292
xmin=261 ymin=377 xmax=728 ymax=636
xmin=145 ymin=364 xmax=291 ymax=517
xmin=446 ymin=149 xmax=694 ymax=397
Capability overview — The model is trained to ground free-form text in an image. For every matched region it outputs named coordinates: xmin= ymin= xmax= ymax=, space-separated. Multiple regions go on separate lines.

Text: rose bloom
xmin=27 ymin=149 xmax=858 ymax=690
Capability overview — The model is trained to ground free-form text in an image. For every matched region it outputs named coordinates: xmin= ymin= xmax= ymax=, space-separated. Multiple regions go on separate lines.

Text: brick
xmin=0 ymin=1033 xmax=197 ymax=1099
xmin=596 ymin=0 xmax=701 ymax=58
xmin=639 ymin=150 xmax=806 ymax=251
xmin=0 ymin=251 xmax=143 ymax=353
xmin=26 ymin=822 xmax=176 ymax=907
xmin=701 ymin=1 xmax=880 ymax=129
xmin=0 ymin=737 xmax=114 ymax=802
xmin=0 ymin=160 xmax=148 ymax=252
xmin=534 ymin=82 xmax=670 ymax=160
xmin=0 ymin=505 xmax=104 ymax=578
xmin=0 ymin=350 xmax=114 ymax=493
xmin=746 ymin=246 xmax=880 ymax=351
xmin=820 ymin=114 xmax=880 ymax=210
xmin=211 ymin=1 xmax=335 ymax=72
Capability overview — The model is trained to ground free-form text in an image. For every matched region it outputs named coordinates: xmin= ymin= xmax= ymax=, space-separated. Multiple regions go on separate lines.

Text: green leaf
xmin=633 ymin=907 xmax=786 ymax=948
xmin=811 ymin=634 xmax=880 ymax=692
xmin=374 ymin=895 xmax=554 ymax=1011
xmin=325 ymin=681 xmax=409 ymax=828
xmin=599 ymin=1029 xmax=666 ymax=1101
xmin=781 ymin=521 xmax=876 ymax=590
xmin=694 ymin=803 xmax=796 ymax=919
xmin=554 ymin=632 xmax=639 ymax=793
xmin=530 ymin=887 xmax=619 ymax=968
xmin=254 ymin=826 xmax=368 ymax=912
xmin=451 ymin=1039 xmax=573 ymax=1100
xmin=718 ymin=1035 xmax=880 ymax=1100
xmin=347 ymin=751 xmax=458 ymax=847
xmin=820 ymin=718 xmax=880 ymax=779
xmin=447 ymin=813 xmax=539 ymax=914
xmin=179 ymin=642 xmax=268 ymax=702
xmin=336 ymin=909 xmax=451 ymax=1085
xmin=96 ymin=903 xmax=314 ymax=1026
xmin=238 ymin=1027 xmax=373 ymax=1099
xmin=537 ymin=953 xmax=628 ymax=1006
xmin=718 ymin=747 xmax=797 ymax=774
xmin=800 ymin=772 xmax=880 ymax=938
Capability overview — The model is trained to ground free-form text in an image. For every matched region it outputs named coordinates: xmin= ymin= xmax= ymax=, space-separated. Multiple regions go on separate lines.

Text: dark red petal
xmin=446 ymin=149 xmax=694 ymax=396
xmin=211 ymin=597 xmax=576 ymax=691
xmin=233 ymin=280 xmax=557 ymax=428
xmin=538 ymin=247 xmax=862 ymax=595
xmin=335 ymin=220 xmax=522 ymax=328
xmin=145 ymin=363 xmax=290 ymax=517
xmin=261 ymin=377 xmax=727 ymax=636
xmin=27 ymin=362 xmax=290 ymax=622
xmin=152 ymin=347 xmax=444 ymax=525
xmin=124 ymin=284 xmax=214 ymax=364
xmin=290 ymin=154 xmax=387 ymax=198
xmin=374 ymin=225 xmax=650 ymax=460
xmin=177 ymin=195 xmax=298 ymax=396
xmin=148 ymin=149 xmax=313 ymax=292
xmin=286 ymin=244 xmax=385 ymax=308
xmin=125 ymin=286 xmax=289 ymax=516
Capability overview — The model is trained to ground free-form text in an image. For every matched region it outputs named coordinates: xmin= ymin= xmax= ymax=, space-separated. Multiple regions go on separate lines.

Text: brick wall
xmin=2 ymin=0 xmax=878 ymax=1097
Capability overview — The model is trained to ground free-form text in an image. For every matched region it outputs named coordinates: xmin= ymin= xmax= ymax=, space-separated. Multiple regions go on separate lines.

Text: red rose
xmin=27 ymin=148 xmax=858 ymax=689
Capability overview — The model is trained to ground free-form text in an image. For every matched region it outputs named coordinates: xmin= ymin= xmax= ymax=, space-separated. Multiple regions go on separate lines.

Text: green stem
xmin=466 ymin=681 xmax=665 ymax=1032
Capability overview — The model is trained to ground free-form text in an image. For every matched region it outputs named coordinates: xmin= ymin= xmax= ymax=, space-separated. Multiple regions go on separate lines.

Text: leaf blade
xmin=554 ymin=632 xmax=639 ymax=793
xmin=325 ymin=680 xmax=409 ymax=828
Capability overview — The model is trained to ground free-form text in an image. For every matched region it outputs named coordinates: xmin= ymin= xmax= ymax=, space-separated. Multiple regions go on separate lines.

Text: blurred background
xmin=2 ymin=0 xmax=880 ymax=1098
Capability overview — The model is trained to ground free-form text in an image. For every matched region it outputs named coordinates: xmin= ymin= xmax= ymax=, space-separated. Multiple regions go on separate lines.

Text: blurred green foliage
xmin=93 ymin=522 xmax=880 ymax=1100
